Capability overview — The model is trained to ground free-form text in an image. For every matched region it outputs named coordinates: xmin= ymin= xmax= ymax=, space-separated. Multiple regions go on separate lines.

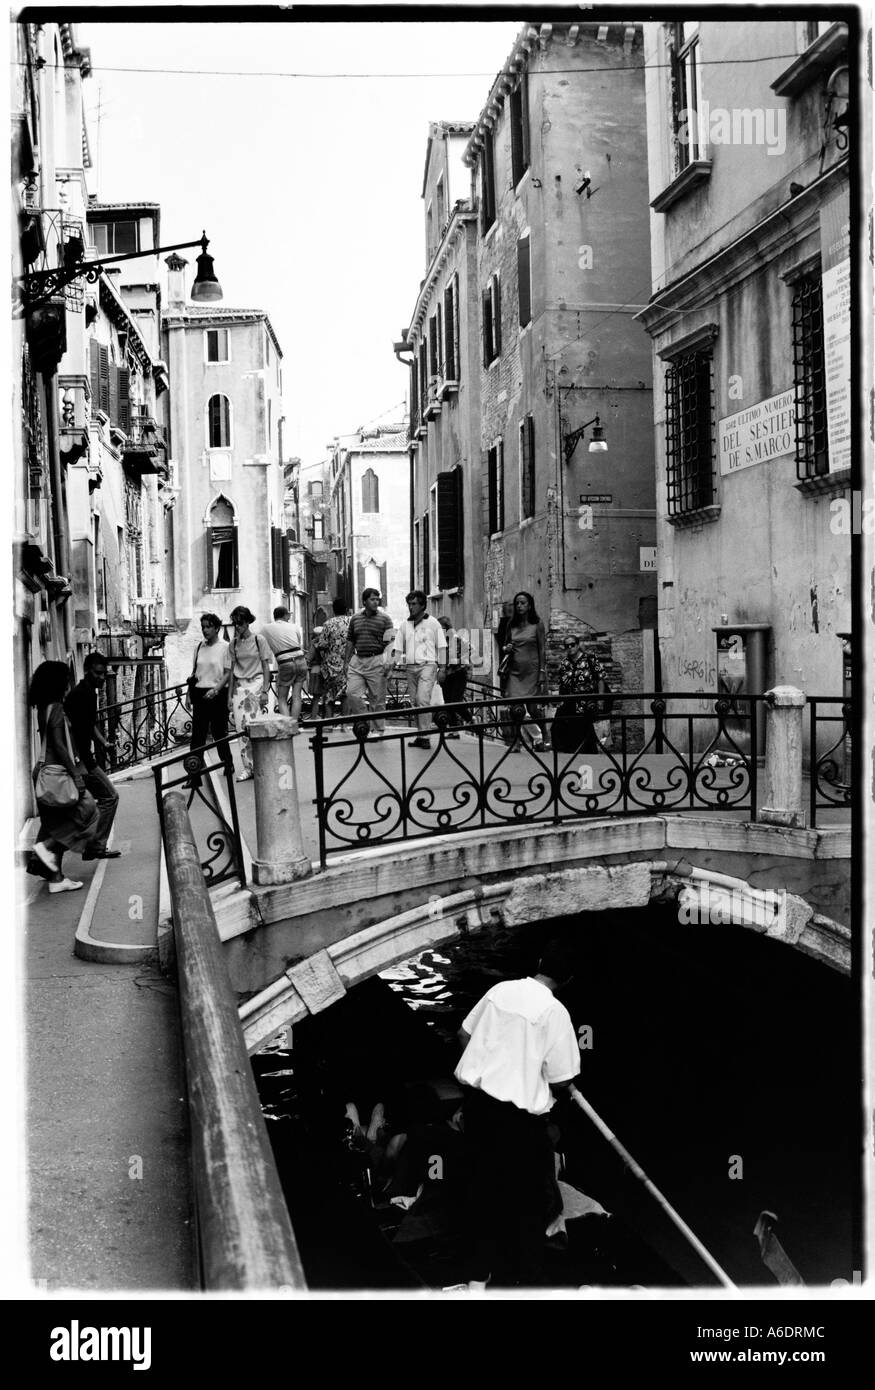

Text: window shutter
xmin=435 ymin=471 xmax=459 ymax=590
xmin=253 ymin=378 xmax=265 ymax=452
xmin=109 ymin=364 xmax=119 ymax=426
xmin=231 ymin=528 xmax=239 ymax=588
xmin=117 ymin=368 xmax=131 ymax=433
xmin=419 ymin=342 xmax=428 ymax=416
xmin=379 ymin=561 xmax=387 ymax=603
xmin=517 ymin=236 xmax=531 ymax=328
xmin=89 ymin=339 xmax=100 ymax=406
xmin=444 ymin=281 xmax=456 ymax=381
xmin=282 ymin=532 xmax=291 ymax=592
xmin=452 ymin=275 xmax=460 ymax=378
xmin=93 ymin=343 xmax=110 ymax=416
xmin=410 ymin=359 xmax=419 ymax=433
xmin=493 ymin=278 xmax=502 ymax=358
xmin=422 ymin=512 xmax=430 ymax=592
xmin=205 ymin=527 xmax=214 ymax=590
xmin=482 ymin=290 xmax=492 ymax=367
xmin=436 ymin=301 xmax=443 ymax=378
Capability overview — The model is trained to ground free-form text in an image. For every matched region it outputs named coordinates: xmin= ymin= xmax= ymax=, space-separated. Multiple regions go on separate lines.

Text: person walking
xmin=187 ymin=612 xmax=233 ymax=771
xmin=501 ymin=591 xmax=550 ymax=752
xmin=343 ymin=588 xmax=394 ymax=733
xmin=259 ymin=606 xmax=307 ymax=725
xmin=318 ymin=598 xmax=351 ymax=718
xmin=436 ymin=617 xmax=479 ymax=736
xmin=393 ymin=591 xmax=448 ymax=749
xmin=227 ymin=606 xmax=271 ymax=781
xmin=28 ymin=661 xmax=99 ymax=893
xmin=64 ymin=652 xmax=121 ymax=859
xmin=551 ymin=635 xmax=613 ymax=754
xmin=495 ymin=599 xmax=515 ymax=694
xmin=454 ymin=940 xmax=580 ymax=1289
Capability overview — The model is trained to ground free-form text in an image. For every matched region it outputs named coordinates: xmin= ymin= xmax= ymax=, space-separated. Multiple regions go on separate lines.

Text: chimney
xmin=165 ymin=252 xmax=188 ymax=309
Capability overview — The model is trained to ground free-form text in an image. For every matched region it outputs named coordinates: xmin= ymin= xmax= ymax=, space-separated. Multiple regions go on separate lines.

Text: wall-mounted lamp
xmin=18 ymin=231 xmax=222 ymax=309
xmin=824 ymin=65 xmax=849 ymax=151
xmin=563 ymin=414 xmax=608 ymax=464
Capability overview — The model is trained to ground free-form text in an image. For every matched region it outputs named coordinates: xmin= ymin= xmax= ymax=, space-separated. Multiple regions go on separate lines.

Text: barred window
xmin=792 ymin=275 xmax=829 ymax=479
xmin=665 ymin=351 xmax=715 ymax=516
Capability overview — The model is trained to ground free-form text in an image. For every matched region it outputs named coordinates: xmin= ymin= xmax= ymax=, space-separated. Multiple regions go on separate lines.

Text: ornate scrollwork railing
xmin=308 ymin=691 xmax=775 ymax=867
xmin=153 ymin=734 xmax=246 ymax=890
xmin=809 ymin=697 xmax=852 ymax=825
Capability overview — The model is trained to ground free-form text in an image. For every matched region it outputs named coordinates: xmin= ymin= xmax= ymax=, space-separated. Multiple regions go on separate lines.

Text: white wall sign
xmin=639 ymin=546 xmax=657 ymax=572
xmin=718 ymin=389 xmax=796 ymax=476
xmin=821 ymin=190 xmax=851 ymax=474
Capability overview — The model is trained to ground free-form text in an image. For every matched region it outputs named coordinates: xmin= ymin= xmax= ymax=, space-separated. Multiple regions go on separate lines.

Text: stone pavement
xmin=21 ymin=769 xmax=193 ymax=1291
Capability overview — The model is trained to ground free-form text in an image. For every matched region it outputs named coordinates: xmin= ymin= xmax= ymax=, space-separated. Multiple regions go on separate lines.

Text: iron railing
xmin=102 ymin=681 xmax=193 ymax=769
xmin=153 ymin=734 xmax=246 ymax=890
xmin=309 ymin=691 xmax=770 ymax=868
xmin=809 ymin=697 xmax=852 ymax=824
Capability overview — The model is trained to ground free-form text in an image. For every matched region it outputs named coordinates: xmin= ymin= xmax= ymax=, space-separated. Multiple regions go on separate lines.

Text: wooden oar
xmin=568 ymin=1084 xmax=736 ymax=1289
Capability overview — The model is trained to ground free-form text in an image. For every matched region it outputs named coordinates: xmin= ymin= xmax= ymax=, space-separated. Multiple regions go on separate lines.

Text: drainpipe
xmin=44 ymin=375 xmax=73 ymax=658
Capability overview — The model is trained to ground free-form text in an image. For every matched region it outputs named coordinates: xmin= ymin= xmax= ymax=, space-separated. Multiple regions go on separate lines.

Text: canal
xmin=254 ymin=903 xmax=858 ymax=1291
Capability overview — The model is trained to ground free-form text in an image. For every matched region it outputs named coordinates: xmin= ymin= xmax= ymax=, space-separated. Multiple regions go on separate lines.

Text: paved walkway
xmin=21 ymin=770 xmax=193 ymax=1291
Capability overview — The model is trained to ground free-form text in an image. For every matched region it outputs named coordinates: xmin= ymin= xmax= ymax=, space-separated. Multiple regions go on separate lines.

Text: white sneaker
xmin=33 ymin=841 xmax=59 ymax=873
xmin=48 ymin=877 xmax=84 ymax=894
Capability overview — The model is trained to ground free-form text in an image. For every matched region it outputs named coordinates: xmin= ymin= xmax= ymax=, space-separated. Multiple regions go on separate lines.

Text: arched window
xmin=361 ymin=468 xmax=379 ymax=513
xmin=207 ymin=394 xmax=231 ymax=448
xmin=206 ymin=495 xmax=238 ymax=590
xmin=364 ymin=559 xmax=381 ymax=593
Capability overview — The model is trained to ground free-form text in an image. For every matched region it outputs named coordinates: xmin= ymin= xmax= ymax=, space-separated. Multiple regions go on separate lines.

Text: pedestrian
xmin=436 ymin=617 xmax=479 ymax=736
xmin=318 ymin=598 xmax=351 ymax=718
xmin=64 ymin=652 xmax=121 ymax=859
xmin=393 ymin=591 xmax=448 ymax=749
xmin=495 ymin=599 xmax=515 ymax=693
xmin=28 ymin=660 xmax=99 ymax=893
xmin=306 ymin=627 xmax=326 ymax=717
xmin=454 ymin=940 xmax=580 ymax=1290
xmin=186 ymin=612 xmax=233 ymax=771
xmin=343 ymin=588 xmax=394 ymax=733
xmin=227 ymin=605 xmax=271 ymax=781
xmin=551 ymin=635 xmax=613 ymax=754
xmin=501 ymin=591 xmax=550 ymax=752
xmin=258 ymin=605 xmax=307 ymax=725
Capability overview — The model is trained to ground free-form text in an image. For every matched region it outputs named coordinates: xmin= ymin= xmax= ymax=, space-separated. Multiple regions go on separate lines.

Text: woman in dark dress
xmin=29 ymin=661 xmax=99 ymax=893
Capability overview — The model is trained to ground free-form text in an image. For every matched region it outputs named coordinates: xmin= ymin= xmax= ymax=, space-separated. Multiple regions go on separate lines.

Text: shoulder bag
xmin=33 ymin=705 xmax=79 ymax=809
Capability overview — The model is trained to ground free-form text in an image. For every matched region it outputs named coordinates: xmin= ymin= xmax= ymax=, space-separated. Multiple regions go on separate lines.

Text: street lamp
xmin=18 ymin=231 xmax=223 ymax=310
xmin=563 ymin=414 xmax=608 ymax=464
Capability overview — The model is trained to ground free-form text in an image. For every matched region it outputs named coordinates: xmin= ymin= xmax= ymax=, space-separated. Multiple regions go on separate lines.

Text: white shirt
xmin=259 ymin=620 xmax=304 ymax=660
xmin=394 ymin=614 xmax=448 ymax=666
xmin=193 ymin=639 xmax=231 ymax=690
xmin=454 ymin=978 xmax=579 ymax=1115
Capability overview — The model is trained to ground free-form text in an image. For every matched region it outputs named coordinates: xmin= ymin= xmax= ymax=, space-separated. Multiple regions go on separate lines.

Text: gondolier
xmin=454 ymin=940 xmax=580 ymax=1289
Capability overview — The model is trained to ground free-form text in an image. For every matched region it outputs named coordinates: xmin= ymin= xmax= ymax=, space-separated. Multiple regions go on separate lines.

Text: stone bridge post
xmin=758 ymin=686 xmax=806 ymax=828
xmin=248 ymin=717 xmax=312 ymax=885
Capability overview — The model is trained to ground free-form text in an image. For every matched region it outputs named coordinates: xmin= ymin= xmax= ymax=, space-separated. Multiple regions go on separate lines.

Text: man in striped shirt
xmin=343 ymin=588 xmax=393 ymax=733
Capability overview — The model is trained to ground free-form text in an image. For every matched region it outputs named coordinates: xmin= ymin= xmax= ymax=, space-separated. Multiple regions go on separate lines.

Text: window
xmin=429 ymin=487 xmax=438 ymax=591
xmin=361 ymin=467 xmax=380 ymax=513
xmin=444 ymin=276 xmax=459 ymax=382
xmin=792 ymin=275 xmax=829 ymax=479
xmin=673 ymin=21 xmax=704 ymax=165
xmin=426 ymin=202 xmax=434 ymax=262
xmin=89 ymin=340 xmax=110 ymax=417
xmin=271 ymin=526 xmax=285 ymax=590
xmin=482 ymin=273 xmax=502 ymax=367
xmin=206 ymin=496 xmax=238 ymax=589
xmin=519 ymin=415 xmax=535 ymax=520
xmin=487 ymin=439 xmax=505 ymax=535
xmin=665 ymin=350 xmax=715 ymax=516
xmin=205 ymin=328 xmax=229 ymax=363
xmin=413 ymin=519 xmax=421 ymax=587
xmin=207 ymin=394 xmax=231 ymax=448
xmin=312 ymin=514 xmax=324 ymax=541
xmin=510 ymin=73 xmax=530 ymax=186
xmin=109 ymin=364 xmax=131 ymax=433
xmin=410 ymin=357 xmax=420 ymax=435
xmin=428 ymin=313 xmax=441 ymax=381
xmin=421 ymin=511 xmax=430 ymax=589
xmin=517 ymin=234 xmax=532 ymax=328
xmin=479 ymin=129 xmax=496 ymax=234
xmin=436 ymin=176 xmax=446 ymax=233
xmin=90 ymin=220 xmax=138 ymax=256
xmin=418 ymin=341 xmax=428 ymax=418
xmin=804 ymin=19 xmax=834 ymax=46
xmin=308 ymin=480 xmax=323 ymax=497
xmin=434 ymin=468 xmax=464 ymax=590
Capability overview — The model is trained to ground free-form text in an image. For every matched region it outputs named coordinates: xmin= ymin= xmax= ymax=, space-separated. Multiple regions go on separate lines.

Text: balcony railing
xmin=123 ymin=410 xmax=168 ymax=477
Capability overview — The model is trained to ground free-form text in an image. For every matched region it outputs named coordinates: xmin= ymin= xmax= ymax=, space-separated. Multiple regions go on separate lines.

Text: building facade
xmin=637 ymin=19 xmax=851 ymax=737
xmin=161 ymin=263 xmax=287 ymax=683
xmin=460 ymin=21 xmax=658 ymax=690
xmin=328 ymin=427 xmax=411 ymax=623
xmin=404 ymin=121 xmax=487 ymax=666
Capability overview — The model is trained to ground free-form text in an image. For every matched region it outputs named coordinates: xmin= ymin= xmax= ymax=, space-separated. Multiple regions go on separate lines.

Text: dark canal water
xmin=254 ymin=905 xmax=859 ymax=1292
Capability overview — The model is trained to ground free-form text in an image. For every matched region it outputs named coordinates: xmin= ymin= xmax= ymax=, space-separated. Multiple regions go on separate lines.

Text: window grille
xmin=665 ymin=351 xmax=715 ymax=516
xmin=791 ymin=275 xmax=829 ymax=479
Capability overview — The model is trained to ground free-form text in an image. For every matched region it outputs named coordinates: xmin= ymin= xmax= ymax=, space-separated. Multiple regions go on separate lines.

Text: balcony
xmin=122 ymin=410 xmax=168 ymax=478
xmin=424 ymin=377 xmax=442 ymax=420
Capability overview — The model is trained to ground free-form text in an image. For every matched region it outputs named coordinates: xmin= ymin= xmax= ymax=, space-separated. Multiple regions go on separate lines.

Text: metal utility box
xmin=712 ymin=623 xmax=771 ymax=757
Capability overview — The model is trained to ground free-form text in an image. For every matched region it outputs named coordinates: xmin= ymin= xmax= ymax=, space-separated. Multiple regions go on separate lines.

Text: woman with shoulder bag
xmin=29 ymin=661 xmax=99 ymax=893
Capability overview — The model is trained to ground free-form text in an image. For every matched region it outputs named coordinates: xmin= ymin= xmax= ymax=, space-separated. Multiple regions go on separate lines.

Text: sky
xmin=75 ymin=16 xmax=523 ymax=469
